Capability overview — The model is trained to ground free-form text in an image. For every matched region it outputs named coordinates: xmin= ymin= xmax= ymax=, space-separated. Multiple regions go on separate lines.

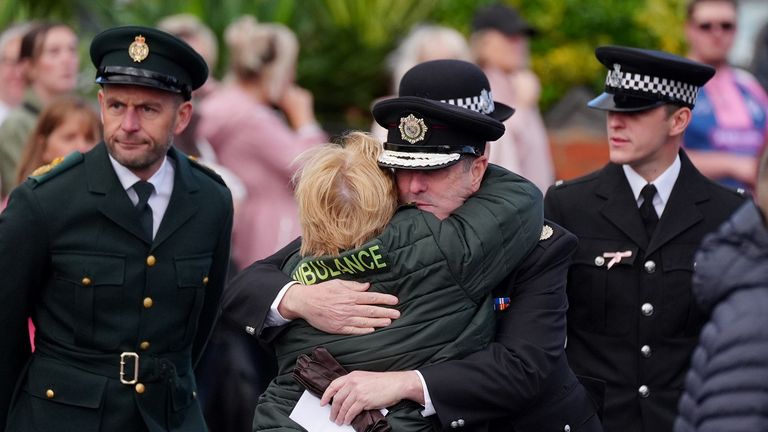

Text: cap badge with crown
xmin=128 ymin=35 xmax=149 ymax=62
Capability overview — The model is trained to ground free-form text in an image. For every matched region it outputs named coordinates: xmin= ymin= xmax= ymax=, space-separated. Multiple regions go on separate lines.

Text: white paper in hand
xmin=289 ymin=390 xmax=356 ymax=432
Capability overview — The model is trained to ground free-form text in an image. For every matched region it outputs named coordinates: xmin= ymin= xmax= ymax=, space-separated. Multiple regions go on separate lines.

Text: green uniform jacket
xmin=0 ymin=143 xmax=233 ymax=432
xmin=252 ymin=165 xmax=543 ymax=431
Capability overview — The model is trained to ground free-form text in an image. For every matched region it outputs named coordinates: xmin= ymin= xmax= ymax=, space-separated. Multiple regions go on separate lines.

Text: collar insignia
xmin=129 ymin=35 xmax=149 ymax=63
xmin=540 ymin=225 xmax=553 ymax=241
xmin=399 ymin=114 xmax=428 ymax=144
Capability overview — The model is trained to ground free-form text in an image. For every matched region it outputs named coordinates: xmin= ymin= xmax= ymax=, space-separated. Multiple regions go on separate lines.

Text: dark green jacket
xmin=252 ymin=165 xmax=543 ymax=431
xmin=0 ymin=143 xmax=233 ymax=432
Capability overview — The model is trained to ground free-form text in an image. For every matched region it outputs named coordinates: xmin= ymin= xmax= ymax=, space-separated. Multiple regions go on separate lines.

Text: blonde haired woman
xmin=293 ymin=132 xmax=397 ymax=257
xmin=252 ymin=132 xmax=542 ymax=431
xmin=199 ymin=15 xmax=326 ymax=269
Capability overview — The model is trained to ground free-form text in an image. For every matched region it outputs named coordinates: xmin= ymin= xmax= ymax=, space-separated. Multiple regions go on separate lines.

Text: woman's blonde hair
xmin=293 ymin=132 xmax=398 ymax=257
xmin=15 ymin=96 xmax=100 ymax=184
xmin=224 ymin=15 xmax=298 ymax=103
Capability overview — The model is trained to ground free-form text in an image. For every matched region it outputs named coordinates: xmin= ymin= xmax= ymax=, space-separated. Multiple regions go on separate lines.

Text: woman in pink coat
xmin=199 ymin=16 xmax=325 ymax=269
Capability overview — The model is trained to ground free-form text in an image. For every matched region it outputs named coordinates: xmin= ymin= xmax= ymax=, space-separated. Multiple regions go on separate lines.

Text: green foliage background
xmin=0 ymin=0 xmax=687 ymax=132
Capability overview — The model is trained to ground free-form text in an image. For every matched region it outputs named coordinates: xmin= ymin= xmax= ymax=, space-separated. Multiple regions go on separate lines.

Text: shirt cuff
xmin=415 ymin=370 xmax=436 ymax=417
xmin=264 ymin=281 xmax=298 ymax=328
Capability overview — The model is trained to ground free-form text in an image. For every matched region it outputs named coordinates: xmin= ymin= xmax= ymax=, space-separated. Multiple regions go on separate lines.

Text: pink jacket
xmin=199 ymin=85 xmax=325 ymax=268
xmin=484 ymin=67 xmax=554 ymax=192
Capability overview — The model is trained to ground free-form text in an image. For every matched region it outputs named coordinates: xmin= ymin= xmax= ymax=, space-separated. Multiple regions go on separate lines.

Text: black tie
xmin=639 ymin=184 xmax=658 ymax=238
xmin=133 ymin=181 xmax=154 ymax=241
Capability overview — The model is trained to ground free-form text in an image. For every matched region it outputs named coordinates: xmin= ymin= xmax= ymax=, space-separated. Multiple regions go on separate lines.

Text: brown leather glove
xmin=293 ymin=346 xmax=391 ymax=432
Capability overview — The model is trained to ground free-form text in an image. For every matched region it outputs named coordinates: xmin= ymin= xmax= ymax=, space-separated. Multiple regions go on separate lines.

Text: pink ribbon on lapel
xmin=603 ymin=250 xmax=632 ymax=269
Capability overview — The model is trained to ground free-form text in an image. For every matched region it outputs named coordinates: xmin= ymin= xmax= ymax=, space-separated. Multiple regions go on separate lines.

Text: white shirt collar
xmin=622 ymin=154 xmax=681 ymax=217
xmin=109 ymin=154 xmax=171 ymax=193
xmin=108 ymin=153 xmax=175 ymax=238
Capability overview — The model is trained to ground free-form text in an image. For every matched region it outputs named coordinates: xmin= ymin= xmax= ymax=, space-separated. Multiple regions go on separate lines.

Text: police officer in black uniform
xmin=0 ymin=26 xmax=233 ymax=431
xmin=544 ymin=46 xmax=746 ymax=432
xmin=223 ymin=60 xmax=602 ymax=432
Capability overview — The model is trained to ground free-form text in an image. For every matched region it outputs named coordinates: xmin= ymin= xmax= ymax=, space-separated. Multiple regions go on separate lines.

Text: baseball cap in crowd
xmin=472 ymin=4 xmax=537 ymax=37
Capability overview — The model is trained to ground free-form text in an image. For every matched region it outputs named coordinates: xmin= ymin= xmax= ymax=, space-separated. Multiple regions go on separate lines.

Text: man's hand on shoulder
xmin=320 ymin=371 xmax=424 ymax=425
xmin=278 ymin=280 xmax=400 ymax=334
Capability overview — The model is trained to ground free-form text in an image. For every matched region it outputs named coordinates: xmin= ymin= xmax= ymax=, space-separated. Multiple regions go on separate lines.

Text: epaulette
xmin=28 ymin=152 xmax=84 ymax=186
xmin=710 ymin=179 xmax=751 ymax=199
xmin=187 ymin=155 xmax=226 ymax=186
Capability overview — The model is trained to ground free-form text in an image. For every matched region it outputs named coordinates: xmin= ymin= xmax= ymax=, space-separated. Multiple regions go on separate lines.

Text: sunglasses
xmin=696 ymin=21 xmax=736 ymax=32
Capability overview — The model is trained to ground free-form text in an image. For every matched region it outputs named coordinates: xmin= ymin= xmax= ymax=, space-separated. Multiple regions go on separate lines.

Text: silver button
xmin=693 ymin=261 xmax=697 ymax=270
xmin=564 ymin=425 xmax=571 ymax=432
xmin=644 ymin=260 xmax=656 ymax=273
xmin=594 ymin=256 xmax=605 ymax=266
xmin=457 ymin=419 xmax=465 ymax=427
xmin=641 ymin=303 xmax=654 ymax=316
xmin=641 ymin=345 xmax=652 ymax=358
xmin=451 ymin=421 xmax=458 ymax=429
xmin=638 ymin=385 xmax=650 ymax=398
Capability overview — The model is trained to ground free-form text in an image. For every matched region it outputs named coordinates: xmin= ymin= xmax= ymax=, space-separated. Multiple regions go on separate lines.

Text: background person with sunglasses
xmin=683 ymin=0 xmax=768 ymax=193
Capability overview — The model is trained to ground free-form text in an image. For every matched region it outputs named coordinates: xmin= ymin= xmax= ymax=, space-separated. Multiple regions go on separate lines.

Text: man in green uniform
xmin=0 ymin=25 xmax=233 ymax=431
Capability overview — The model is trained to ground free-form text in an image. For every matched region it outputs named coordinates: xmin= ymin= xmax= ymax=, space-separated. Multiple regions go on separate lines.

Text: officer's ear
xmin=97 ymin=89 xmax=105 ymax=125
xmin=469 ymin=155 xmax=489 ymax=192
xmin=172 ymin=99 xmax=193 ymax=136
xmin=668 ymin=106 xmax=691 ymax=138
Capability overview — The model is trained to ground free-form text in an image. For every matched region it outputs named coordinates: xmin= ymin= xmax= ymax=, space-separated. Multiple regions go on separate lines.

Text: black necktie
xmin=639 ymin=184 xmax=659 ymax=238
xmin=133 ymin=181 xmax=154 ymax=241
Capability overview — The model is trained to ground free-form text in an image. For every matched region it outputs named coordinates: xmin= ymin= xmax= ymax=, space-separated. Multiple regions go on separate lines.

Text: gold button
xmin=146 ymin=255 xmax=156 ymax=267
xmin=81 ymin=277 xmax=92 ymax=286
xmin=45 ymin=389 xmax=55 ymax=399
xmin=143 ymin=297 xmax=153 ymax=308
xmin=135 ymin=383 xmax=145 ymax=394
xmin=202 ymin=276 xmax=209 ymax=285
xmin=140 ymin=341 xmax=150 ymax=350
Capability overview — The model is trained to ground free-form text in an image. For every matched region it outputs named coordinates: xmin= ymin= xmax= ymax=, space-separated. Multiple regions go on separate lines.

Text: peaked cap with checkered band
xmin=588 ymin=45 xmax=715 ymax=112
xmin=373 ymin=59 xmax=514 ymax=170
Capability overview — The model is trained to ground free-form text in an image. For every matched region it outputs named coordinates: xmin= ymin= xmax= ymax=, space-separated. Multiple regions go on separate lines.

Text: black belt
xmin=34 ymin=341 xmax=191 ymax=385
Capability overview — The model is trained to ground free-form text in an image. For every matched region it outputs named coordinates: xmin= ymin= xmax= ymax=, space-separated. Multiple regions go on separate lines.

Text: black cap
xmin=372 ymin=60 xmax=514 ymax=170
xmin=588 ymin=45 xmax=715 ymax=112
xmin=472 ymin=4 xmax=537 ymax=37
xmin=90 ymin=26 xmax=208 ymax=101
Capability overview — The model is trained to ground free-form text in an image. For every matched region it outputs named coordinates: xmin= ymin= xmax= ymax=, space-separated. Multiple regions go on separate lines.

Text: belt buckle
xmin=120 ymin=352 xmax=139 ymax=385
